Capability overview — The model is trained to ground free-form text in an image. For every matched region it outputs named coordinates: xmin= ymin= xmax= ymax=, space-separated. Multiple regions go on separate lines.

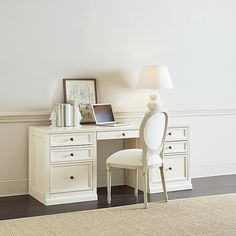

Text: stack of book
xmin=53 ymin=102 xmax=81 ymax=127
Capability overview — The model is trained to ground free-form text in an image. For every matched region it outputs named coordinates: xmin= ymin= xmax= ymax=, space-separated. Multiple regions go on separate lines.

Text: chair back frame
xmin=139 ymin=109 xmax=169 ymax=169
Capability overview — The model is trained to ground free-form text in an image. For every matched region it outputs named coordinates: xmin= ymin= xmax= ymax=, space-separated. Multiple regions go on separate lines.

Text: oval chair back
xmin=139 ymin=109 xmax=168 ymax=169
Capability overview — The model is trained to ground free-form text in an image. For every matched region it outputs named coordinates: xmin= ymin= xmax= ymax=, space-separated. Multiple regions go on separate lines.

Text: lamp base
xmin=147 ymin=91 xmax=162 ymax=111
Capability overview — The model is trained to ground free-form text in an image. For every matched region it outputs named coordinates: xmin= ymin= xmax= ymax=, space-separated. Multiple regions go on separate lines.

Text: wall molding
xmin=116 ymin=109 xmax=236 ymax=120
xmin=1 ymin=109 xmax=236 ymax=123
xmin=0 ymin=111 xmax=50 ymax=123
xmin=169 ymin=109 xmax=236 ymax=117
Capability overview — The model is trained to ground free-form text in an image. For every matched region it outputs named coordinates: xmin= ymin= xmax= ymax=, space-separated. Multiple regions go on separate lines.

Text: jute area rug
xmin=0 ymin=194 xmax=236 ymax=236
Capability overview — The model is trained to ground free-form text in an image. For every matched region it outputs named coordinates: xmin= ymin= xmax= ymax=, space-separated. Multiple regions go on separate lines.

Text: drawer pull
xmin=70 ymin=176 xmax=74 ymax=180
xmin=168 ymin=132 xmax=172 ymax=136
xmin=70 ymin=153 xmax=74 ymax=157
xmin=165 ymin=167 xmax=172 ymax=171
xmin=70 ymin=138 xmax=74 ymax=141
xmin=122 ymin=133 xmax=125 ymax=136
xmin=168 ymin=146 xmax=172 ymax=149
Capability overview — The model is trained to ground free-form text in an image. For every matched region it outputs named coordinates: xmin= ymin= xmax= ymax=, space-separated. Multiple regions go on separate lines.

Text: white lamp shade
xmin=137 ymin=65 xmax=174 ymax=89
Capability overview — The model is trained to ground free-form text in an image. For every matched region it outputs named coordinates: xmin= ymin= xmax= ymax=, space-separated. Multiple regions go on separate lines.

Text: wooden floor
xmin=0 ymin=175 xmax=236 ymax=221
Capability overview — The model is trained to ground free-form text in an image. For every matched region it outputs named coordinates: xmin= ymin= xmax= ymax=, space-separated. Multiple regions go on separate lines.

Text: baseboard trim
xmin=45 ymin=194 xmax=98 ymax=206
xmin=0 ymin=179 xmax=28 ymax=197
xmin=149 ymin=181 xmax=193 ymax=194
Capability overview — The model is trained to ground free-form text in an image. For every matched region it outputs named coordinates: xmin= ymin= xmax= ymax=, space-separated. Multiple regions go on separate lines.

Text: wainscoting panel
xmin=0 ymin=109 xmax=236 ymax=196
xmin=0 ymin=118 xmax=50 ymax=196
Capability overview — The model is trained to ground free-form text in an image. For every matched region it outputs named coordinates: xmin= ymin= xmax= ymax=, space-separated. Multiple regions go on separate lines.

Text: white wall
xmin=1 ymin=0 xmax=236 ymax=196
xmin=1 ymin=0 xmax=236 ymax=111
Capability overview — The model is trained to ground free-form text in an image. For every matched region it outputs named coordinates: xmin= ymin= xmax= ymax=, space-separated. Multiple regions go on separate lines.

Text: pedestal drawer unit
xmin=149 ymin=126 xmax=192 ymax=193
xmin=125 ymin=126 xmax=192 ymax=193
xmin=29 ymin=127 xmax=97 ymax=206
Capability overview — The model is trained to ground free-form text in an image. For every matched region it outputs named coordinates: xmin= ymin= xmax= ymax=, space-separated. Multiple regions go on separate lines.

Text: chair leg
xmin=159 ymin=165 xmax=168 ymax=202
xmin=134 ymin=169 xmax=138 ymax=197
xmin=106 ymin=165 xmax=111 ymax=204
xmin=143 ymin=171 xmax=148 ymax=208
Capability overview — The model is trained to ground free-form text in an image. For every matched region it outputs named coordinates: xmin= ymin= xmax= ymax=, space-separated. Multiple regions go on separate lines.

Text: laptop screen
xmin=92 ymin=104 xmax=115 ymax=124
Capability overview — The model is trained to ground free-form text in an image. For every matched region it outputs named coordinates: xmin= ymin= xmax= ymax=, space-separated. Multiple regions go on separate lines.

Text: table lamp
xmin=137 ymin=65 xmax=173 ymax=111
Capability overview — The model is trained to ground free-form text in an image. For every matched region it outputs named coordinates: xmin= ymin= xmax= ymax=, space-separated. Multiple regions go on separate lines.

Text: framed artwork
xmin=63 ymin=78 xmax=97 ymax=123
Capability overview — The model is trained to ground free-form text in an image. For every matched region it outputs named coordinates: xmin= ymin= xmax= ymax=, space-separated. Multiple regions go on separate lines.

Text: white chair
xmin=106 ymin=109 xmax=169 ymax=208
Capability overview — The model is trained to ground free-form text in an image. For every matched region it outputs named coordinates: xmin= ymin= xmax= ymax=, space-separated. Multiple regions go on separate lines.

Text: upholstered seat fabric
xmin=106 ymin=149 xmax=143 ymax=168
xmin=107 ymin=149 xmax=163 ymax=168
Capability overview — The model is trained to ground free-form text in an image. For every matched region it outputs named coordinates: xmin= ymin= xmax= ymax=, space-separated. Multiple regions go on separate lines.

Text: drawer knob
xmin=122 ymin=133 xmax=125 ymax=136
xmin=168 ymin=167 xmax=172 ymax=171
xmin=70 ymin=153 xmax=74 ymax=157
xmin=70 ymin=138 xmax=74 ymax=141
xmin=168 ymin=132 xmax=172 ymax=136
xmin=70 ymin=176 xmax=74 ymax=180
xmin=168 ymin=146 xmax=172 ymax=149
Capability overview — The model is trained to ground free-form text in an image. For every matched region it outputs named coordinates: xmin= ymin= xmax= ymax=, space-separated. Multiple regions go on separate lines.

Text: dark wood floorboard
xmin=0 ymin=175 xmax=236 ymax=221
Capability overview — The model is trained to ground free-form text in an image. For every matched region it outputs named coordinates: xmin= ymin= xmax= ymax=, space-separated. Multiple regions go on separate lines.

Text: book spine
xmin=65 ymin=104 xmax=73 ymax=127
xmin=60 ymin=104 xmax=65 ymax=127
xmin=56 ymin=104 xmax=62 ymax=127
xmin=72 ymin=101 xmax=79 ymax=127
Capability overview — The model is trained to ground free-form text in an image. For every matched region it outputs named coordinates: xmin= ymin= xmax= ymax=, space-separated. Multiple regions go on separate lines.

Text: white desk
xmin=29 ymin=124 xmax=191 ymax=205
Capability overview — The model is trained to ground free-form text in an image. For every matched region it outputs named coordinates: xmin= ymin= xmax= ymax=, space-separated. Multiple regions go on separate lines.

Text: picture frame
xmin=63 ymin=78 xmax=97 ymax=124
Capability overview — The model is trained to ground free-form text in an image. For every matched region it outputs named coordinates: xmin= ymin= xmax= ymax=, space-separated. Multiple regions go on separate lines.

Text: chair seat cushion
xmin=106 ymin=149 xmax=163 ymax=169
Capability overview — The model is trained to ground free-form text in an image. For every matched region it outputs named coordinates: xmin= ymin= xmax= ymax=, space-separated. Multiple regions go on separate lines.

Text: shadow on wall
xmin=98 ymin=69 xmax=136 ymax=88
xmin=95 ymin=69 xmax=138 ymax=103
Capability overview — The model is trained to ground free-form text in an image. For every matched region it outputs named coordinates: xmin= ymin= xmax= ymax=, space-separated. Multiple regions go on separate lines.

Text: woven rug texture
xmin=0 ymin=194 xmax=236 ymax=236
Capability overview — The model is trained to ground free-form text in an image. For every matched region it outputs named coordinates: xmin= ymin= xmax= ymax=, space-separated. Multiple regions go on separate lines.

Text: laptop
xmin=92 ymin=103 xmax=132 ymax=127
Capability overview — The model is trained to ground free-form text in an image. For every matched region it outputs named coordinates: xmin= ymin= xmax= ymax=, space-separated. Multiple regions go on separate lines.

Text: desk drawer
xmin=50 ymin=133 xmax=93 ymax=147
xmin=164 ymin=141 xmax=188 ymax=155
xmin=164 ymin=156 xmax=187 ymax=181
xmin=97 ymin=130 xmax=139 ymax=140
xmin=152 ymin=155 xmax=187 ymax=182
xmin=50 ymin=147 xmax=93 ymax=163
xmin=50 ymin=162 xmax=93 ymax=194
xmin=166 ymin=127 xmax=188 ymax=141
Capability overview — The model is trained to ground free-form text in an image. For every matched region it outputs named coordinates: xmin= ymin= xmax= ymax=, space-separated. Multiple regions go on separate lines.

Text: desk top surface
xmin=29 ymin=123 xmax=140 ymax=134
